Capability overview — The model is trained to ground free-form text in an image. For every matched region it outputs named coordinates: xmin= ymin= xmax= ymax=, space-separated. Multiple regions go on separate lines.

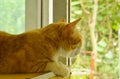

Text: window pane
xmin=71 ymin=0 xmax=119 ymax=79
xmin=0 ymin=0 xmax=25 ymax=34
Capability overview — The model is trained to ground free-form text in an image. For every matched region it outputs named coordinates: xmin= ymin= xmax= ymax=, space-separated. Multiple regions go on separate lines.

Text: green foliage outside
xmin=0 ymin=0 xmax=25 ymax=34
xmin=71 ymin=0 xmax=120 ymax=79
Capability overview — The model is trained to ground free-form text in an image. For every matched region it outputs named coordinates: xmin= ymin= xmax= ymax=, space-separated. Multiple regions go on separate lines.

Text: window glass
xmin=0 ymin=0 xmax=25 ymax=34
xmin=71 ymin=0 xmax=119 ymax=79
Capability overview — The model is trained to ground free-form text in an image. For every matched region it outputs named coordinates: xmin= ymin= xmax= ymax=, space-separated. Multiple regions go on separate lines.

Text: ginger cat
xmin=0 ymin=19 xmax=82 ymax=77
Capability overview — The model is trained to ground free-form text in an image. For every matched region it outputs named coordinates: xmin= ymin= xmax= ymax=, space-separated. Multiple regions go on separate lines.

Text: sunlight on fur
xmin=0 ymin=18 xmax=82 ymax=77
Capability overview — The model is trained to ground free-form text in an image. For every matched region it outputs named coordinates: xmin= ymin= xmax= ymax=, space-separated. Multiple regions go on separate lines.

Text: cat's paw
xmin=45 ymin=62 xmax=70 ymax=77
xmin=55 ymin=62 xmax=70 ymax=77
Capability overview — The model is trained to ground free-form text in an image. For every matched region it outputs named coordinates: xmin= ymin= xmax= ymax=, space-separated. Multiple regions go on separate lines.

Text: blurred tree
xmin=71 ymin=0 xmax=120 ymax=79
xmin=0 ymin=0 xmax=25 ymax=34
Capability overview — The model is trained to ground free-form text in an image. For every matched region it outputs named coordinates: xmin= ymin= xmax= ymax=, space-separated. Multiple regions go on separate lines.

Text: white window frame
xmin=25 ymin=0 xmax=41 ymax=31
xmin=25 ymin=0 xmax=70 ymax=29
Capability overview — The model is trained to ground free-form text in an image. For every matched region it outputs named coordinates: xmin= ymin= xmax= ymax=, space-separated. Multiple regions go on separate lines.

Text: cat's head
xmin=56 ymin=19 xmax=82 ymax=57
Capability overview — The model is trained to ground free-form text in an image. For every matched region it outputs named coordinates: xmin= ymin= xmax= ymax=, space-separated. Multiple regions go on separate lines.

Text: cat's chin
xmin=60 ymin=54 xmax=77 ymax=58
xmin=60 ymin=53 xmax=78 ymax=58
xmin=69 ymin=55 xmax=78 ymax=58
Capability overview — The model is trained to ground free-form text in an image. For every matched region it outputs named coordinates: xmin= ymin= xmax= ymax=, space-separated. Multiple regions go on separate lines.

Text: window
xmin=0 ymin=0 xmax=68 ymax=33
xmin=0 ymin=0 xmax=25 ymax=34
xmin=71 ymin=0 xmax=119 ymax=79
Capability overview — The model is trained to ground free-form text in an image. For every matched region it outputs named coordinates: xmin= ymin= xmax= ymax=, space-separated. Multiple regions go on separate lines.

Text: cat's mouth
xmin=69 ymin=48 xmax=80 ymax=57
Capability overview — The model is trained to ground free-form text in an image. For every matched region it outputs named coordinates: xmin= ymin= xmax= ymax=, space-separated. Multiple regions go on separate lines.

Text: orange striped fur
xmin=0 ymin=19 xmax=82 ymax=77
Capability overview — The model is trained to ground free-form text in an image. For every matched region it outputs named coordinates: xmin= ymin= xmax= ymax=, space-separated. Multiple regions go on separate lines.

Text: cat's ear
xmin=64 ymin=18 xmax=81 ymax=34
xmin=67 ymin=18 xmax=81 ymax=29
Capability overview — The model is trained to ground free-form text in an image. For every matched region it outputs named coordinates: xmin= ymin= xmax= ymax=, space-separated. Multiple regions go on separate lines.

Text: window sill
xmin=0 ymin=72 xmax=69 ymax=79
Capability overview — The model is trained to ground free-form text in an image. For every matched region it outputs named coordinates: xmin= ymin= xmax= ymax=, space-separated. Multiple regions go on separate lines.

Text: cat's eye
xmin=72 ymin=40 xmax=80 ymax=45
xmin=71 ymin=45 xmax=77 ymax=49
